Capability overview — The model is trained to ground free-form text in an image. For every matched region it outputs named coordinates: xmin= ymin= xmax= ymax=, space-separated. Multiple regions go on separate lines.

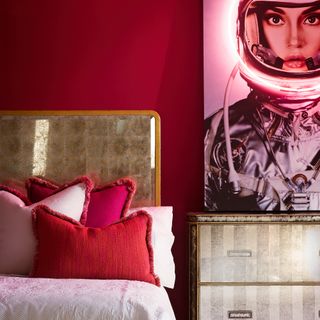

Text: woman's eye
xmin=304 ymin=15 xmax=320 ymax=25
xmin=265 ymin=14 xmax=284 ymax=25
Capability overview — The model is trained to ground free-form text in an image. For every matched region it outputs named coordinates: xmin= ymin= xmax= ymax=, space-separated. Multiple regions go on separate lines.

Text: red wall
xmin=1 ymin=1 xmax=203 ymax=318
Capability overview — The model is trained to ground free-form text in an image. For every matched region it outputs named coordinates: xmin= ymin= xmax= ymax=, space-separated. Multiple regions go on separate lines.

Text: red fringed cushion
xmin=26 ymin=177 xmax=136 ymax=227
xmin=31 ymin=206 xmax=160 ymax=286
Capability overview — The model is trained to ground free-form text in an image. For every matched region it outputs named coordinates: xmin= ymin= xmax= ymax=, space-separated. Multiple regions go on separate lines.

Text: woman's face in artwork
xmin=260 ymin=4 xmax=320 ymax=71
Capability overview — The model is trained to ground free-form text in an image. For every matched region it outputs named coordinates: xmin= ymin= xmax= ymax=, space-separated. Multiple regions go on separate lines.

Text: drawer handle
xmin=227 ymin=250 xmax=252 ymax=257
xmin=228 ymin=310 xmax=252 ymax=319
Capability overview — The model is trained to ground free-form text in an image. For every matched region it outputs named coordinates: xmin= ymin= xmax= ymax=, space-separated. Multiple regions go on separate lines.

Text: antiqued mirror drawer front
xmin=200 ymin=286 xmax=320 ymax=320
xmin=199 ymin=224 xmax=320 ymax=282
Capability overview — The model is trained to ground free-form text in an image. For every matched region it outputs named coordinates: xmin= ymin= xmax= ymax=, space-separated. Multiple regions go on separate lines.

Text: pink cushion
xmin=0 ymin=177 xmax=93 ymax=275
xmin=26 ymin=177 xmax=136 ymax=227
xmin=31 ymin=205 xmax=160 ymax=286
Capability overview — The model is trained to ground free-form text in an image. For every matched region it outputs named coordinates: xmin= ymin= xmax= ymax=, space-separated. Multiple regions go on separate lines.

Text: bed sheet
xmin=0 ymin=275 xmax=176 ymax=320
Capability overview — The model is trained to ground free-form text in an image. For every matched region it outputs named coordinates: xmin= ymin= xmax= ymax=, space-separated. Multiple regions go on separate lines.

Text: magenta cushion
xmin=26 ymin=177 xmax=136 ymax=227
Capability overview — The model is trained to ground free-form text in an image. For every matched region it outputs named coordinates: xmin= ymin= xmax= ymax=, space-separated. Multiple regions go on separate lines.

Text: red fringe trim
xmin=0 ymin=184 xmax=31 ymax=205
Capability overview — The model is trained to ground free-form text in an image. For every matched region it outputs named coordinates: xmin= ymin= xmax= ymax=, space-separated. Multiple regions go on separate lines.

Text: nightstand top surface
xmin=188 ymin=212 xmax=320 ymax=223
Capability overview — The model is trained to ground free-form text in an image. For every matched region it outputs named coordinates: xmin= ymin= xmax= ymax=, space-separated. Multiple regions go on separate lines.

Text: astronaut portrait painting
xmin=204 ymin=0 xmax=320 ymax=211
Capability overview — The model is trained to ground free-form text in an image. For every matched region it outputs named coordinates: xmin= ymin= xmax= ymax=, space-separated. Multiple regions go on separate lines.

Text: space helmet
xmin=237 ymin=0 xmax=320 ymax=104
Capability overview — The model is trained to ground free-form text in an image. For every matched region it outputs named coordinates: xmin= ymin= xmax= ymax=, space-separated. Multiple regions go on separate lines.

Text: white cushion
xmin=127 ymin=206 xmax=175 ymax=288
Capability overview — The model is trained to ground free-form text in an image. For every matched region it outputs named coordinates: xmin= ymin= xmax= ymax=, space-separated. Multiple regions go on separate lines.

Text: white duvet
xmin=0 ymin=276 xmax=176 ymax=320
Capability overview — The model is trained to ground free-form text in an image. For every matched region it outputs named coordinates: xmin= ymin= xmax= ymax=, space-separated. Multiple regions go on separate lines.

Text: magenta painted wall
xmin=1 ymin=1 xmax=203 ymax=318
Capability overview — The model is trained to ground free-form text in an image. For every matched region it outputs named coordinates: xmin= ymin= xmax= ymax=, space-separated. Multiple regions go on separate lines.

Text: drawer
xmin=199 ymin=224 xmax=320 ymax=282
xmin=199 ymin=285 xmax=320 ymax=320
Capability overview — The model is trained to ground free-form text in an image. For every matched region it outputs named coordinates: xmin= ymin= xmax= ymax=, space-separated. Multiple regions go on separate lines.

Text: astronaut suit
xmin=204 ymin=0 xmax=320 ymax=211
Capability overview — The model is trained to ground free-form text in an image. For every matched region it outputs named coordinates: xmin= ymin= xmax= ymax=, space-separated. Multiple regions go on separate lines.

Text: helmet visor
xmin=243 ymin=1 xmax=320 ymax=75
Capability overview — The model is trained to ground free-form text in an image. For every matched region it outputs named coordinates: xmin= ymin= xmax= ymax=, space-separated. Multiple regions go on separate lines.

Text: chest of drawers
xmin=188 ymin=213 xmax=320 ymax=320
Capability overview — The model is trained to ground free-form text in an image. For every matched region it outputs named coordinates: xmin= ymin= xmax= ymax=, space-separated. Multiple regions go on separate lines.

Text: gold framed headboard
xmin=0 ymin=110 xmax=160 ymax=206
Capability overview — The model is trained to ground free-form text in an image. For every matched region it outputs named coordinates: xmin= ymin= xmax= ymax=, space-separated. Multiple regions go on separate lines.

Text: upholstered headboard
xmin=0 ymin=110 xmax=160 ymax=206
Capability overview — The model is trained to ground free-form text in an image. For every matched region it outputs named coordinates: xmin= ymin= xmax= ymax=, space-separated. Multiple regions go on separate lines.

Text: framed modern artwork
xmin=204 ymin=0 xmax=320 ymax=212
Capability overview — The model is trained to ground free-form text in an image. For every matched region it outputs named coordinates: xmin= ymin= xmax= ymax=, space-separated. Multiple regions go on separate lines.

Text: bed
xmin=0 ymin=110 xmax=176 ymax=320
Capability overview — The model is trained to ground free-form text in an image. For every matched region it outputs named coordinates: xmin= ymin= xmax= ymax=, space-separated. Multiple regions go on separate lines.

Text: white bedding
xmin=0 ymin=276 xmax=176 ymax=320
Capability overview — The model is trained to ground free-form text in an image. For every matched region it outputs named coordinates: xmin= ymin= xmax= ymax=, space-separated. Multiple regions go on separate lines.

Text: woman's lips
xmin=283 ymin=56 xmax=306 ymax=69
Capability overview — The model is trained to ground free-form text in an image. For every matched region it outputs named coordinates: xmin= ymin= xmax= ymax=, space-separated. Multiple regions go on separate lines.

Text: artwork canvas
xmin=204 ymin=0 xmax=320 ymax=211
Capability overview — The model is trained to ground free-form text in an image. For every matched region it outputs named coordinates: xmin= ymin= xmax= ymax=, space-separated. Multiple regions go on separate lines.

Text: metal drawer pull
xmin=227 ymin=250 xmax=252 ymax=257
xmin=228 ymin=310 xmax=252 ymax=319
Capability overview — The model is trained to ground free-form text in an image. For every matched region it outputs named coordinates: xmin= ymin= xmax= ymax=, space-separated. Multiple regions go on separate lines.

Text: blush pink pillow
xmin=26 ymin=177 xmax=136 ymax=227
xmin=31 ymin=205 xmax=160 ymax=286
xmin=0 ymin=177 xmax=93 ymax=275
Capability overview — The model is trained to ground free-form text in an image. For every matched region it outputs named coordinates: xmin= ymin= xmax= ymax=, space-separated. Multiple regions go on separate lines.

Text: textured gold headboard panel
xmin=0 ymin=110 xmax=160 ymax=206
